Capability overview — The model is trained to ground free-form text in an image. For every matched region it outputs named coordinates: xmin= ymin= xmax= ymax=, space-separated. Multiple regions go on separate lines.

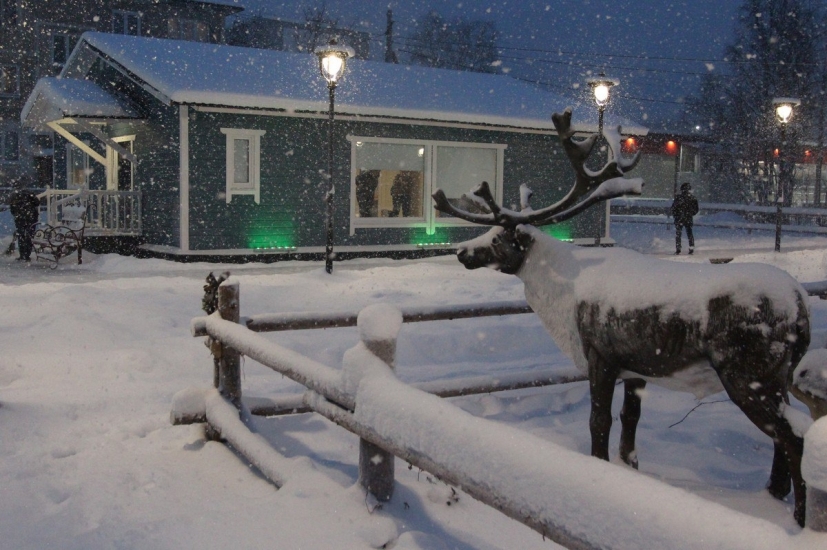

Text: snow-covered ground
xmin=2 ymin=210 xmax=827 ymax=549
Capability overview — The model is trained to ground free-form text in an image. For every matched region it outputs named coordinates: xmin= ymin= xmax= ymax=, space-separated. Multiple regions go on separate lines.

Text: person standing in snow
xmin=9 ymin=184 xmax=40 ymax=262
xmin=671 ymin=181 xmax=699 ymax=255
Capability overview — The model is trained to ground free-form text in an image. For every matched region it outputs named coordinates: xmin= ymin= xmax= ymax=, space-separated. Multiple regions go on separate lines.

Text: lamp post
xmin=587 ymin=73 xmax=618 ymax=140
xmin=587 ymin=74 xmax=618 ymax=244
xmin=772 ymin=97 xmax=800 ymax=252
xmin=315 ymin=39 xmax=353 ymax=274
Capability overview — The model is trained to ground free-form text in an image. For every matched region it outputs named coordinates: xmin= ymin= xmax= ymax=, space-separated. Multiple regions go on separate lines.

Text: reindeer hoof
xmin=620 ymin=450 xmax=639 ymax=470
xmin=794 ymin=504 xmax=805 ymax=528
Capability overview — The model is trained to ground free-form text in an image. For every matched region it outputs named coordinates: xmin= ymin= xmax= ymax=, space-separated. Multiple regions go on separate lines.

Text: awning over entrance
xmin=21 ymin=77 xmax=142 ymax=166
xmin=21 ymin=77 xmax=140 ymax=128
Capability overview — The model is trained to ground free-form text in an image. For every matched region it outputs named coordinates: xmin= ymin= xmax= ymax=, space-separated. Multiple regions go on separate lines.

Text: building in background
xmin=226 ymin=14 xmax=370 ymax=60
xmin=0 ymin=0 xmax=242 ymax=188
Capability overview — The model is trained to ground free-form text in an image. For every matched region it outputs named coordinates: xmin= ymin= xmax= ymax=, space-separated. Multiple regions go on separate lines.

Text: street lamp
xmin=587 ymin=73 xmax=618 ymax=137
xmin=772 ymin=97 xmax=800 ymax=252
xmin=587 ymin=73 xmax=618 ymax=245
xmin=315 ymin=39 xmax=353 ymax=274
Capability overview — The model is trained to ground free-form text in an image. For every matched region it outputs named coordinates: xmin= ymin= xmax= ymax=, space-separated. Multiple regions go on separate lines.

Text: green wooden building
xmin=21 ymin=32 xmax=646 ymax=261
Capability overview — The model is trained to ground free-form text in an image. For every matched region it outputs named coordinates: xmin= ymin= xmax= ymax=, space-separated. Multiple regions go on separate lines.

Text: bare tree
xmin=294 ymin=3 xmax=338 ymax=53
xmin=689 ymin=0 xmax=826 ymax=205
xmin=404 ymin=12 xmax=500 ymax=74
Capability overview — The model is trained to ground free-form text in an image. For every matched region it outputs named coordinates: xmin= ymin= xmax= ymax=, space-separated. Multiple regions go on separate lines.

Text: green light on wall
xmin=540 ymin=224 xmax=572 ymax=241
xmin=246 ymin=215 xmax=296 ymax=250
xmin=411 ymin=227 xmax=451 ymax=246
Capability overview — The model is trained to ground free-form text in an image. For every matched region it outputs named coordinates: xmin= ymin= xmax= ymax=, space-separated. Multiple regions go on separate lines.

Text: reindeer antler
xmin=432 ymin=107 xmax=643 ymax=228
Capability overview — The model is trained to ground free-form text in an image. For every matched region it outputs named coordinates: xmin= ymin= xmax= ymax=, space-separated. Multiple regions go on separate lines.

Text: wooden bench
xmin=32 ymin=204 xmax=86 ymax=268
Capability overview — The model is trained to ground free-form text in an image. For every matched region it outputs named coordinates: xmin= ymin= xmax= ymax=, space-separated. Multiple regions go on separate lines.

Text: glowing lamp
xmin=314 ymin=39 xmax=354 ymax=85
xmin=666 ymin=140 xmax=678 ymax=154
xmin=772 ymin=97 xmax=800 ymax=124
xmin=587 ymin=74 xmax=619 ymax=110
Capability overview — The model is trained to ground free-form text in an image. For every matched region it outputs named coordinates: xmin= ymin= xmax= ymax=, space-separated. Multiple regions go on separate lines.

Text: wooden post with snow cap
xmin=804 ymin=416 xmax=827 ymax=531
xmin=217 ymin=277 xmax=242 ymax=405
xmin=355 ymin=303 xmax=403 ymax=502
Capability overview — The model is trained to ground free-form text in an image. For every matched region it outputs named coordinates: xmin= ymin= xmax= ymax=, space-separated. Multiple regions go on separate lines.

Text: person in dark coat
xmin=671 ymin=182 xmax=699 ymax=255
xmin=9 ymin=188 xmax=40 ymax=261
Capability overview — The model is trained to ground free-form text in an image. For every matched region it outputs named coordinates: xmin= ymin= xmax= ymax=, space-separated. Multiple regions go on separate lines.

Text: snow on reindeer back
xmin=578 ymin=249 xmax=803 ymax=327
xmin=520 ymin=226 xmax=805 ymax=329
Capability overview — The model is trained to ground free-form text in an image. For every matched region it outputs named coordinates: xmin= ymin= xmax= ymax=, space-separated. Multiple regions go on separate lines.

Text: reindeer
xmin=432 ymin=108 xmax=811 ymax=527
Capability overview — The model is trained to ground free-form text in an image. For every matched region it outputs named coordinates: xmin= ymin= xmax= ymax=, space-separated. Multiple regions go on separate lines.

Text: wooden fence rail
xmin=176 ymin=278 xmax=826 ymax=549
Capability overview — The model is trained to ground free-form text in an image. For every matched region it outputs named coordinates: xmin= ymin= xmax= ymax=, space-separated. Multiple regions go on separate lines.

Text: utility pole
xmin=385 ymin=9 xmax=398 ymax=63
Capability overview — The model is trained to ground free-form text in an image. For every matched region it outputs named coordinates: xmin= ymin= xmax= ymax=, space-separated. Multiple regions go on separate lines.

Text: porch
xmin=39 ymin=188 xmax=142 ymax=237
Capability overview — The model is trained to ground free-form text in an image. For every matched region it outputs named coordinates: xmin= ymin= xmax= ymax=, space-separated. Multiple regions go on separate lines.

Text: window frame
xmin=66 ymin=142 xmax=90 ymax=186
xmin=0 ymin=64 xmax=19 ymax=97
xmin=220 ymin=128 xmax=265 ymax=204
xmin=168 ymin=17 xmax=210 ymax=42
xmin=347 ymin=135 xmax=505 ymax=235
xmin=50 ymin=33 xmax=71 ymax=67
xmin=112 ymin=10 xmax=142 ymax=36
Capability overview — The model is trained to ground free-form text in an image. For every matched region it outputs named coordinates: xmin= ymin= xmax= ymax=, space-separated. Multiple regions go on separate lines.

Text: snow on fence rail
xmin=176 ymin=278 xmax=827 ymax=549
xmin=611 ymin=198 xmax=827 ymax=234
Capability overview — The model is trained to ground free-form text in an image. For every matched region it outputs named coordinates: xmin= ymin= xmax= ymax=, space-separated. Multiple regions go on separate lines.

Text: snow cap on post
xmin=357 ymin=303 xmax=403 ymax=344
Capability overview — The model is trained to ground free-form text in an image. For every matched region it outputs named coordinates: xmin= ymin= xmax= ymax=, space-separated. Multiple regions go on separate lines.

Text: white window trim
xmin=105 ymin=135 xmax=135 ymax=190
xmin=347 ymin=135 xmax=506 ymax=235
xmin=221 ymin=128 xmax=265 ymax=204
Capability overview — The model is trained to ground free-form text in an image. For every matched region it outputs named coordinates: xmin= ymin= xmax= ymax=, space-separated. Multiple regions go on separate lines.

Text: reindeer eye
xmin=491 ymin=237 xmax=500 ymax=245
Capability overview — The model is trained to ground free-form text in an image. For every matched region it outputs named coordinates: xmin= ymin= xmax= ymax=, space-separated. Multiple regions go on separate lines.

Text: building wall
xmin=185 ymin=110 xmax=604 ymax=251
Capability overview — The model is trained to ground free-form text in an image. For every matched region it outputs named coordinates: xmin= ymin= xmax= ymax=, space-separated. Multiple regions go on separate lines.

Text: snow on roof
xmin=21 ymin=77 xmax=140 ymax=127
xmin=78 ymin=32 xmax=645 ymax=134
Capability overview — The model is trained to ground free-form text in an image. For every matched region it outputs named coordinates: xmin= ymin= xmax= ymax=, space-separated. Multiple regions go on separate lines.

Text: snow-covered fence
xmin=176 ymin=278 xmax=827 ymax=549
xmin=611 ymin=198 xmax=827 ymax=234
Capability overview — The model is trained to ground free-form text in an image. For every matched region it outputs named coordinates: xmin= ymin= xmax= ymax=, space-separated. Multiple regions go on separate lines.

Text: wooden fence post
xmin=357 ymin=305 xmax=402 ymax=502
xmin=804 ymin=416 xmax=827 ymax=531
xmin=217 ymin=279 xmax=242 ymax=406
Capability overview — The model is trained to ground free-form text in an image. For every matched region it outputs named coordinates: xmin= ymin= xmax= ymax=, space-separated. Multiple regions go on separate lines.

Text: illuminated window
xmin=350 ymin=136 xmax=505 ymax=234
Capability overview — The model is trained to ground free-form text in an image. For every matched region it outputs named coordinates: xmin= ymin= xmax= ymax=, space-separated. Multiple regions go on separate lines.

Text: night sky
xmin=231 ymin=0 xmax=744 ymax=131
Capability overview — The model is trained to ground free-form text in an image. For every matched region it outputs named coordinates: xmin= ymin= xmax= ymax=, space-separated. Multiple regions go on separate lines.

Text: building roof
xmin=72 ymin=32 xmax=646 ymax=134
xmin=21 ymin=77 xmax=140 ymax=127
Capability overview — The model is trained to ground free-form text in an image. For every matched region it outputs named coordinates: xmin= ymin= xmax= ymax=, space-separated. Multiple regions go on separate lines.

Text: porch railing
xmin=38 ymin=188 xmax=142 ymax=237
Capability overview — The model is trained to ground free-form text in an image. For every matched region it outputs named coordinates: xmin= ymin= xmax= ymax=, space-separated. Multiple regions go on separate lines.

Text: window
xmin=112 ymin=10 xmax=142 ymax=36
xmin=168 ymin=18 xmax=210 ymax=42
xmin=1 ymin=130 xmax=18 ymax=162
xmin=51 ymin=33 xmax=71 ymax=67
xmin=2 ymin=0 xmax=16 ymax=26
xmin=350 ymin=137 xmax=505 ymax=234
xmin=221 ymin=128 xmax=265 ymax=203
xmin=0 ymin=64 xmax=18 ymax=96
xmin=66 ymin=143 xmax=89 ymax=187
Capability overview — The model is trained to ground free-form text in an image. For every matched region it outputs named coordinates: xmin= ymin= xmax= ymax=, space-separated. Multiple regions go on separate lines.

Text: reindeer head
xmin=433 ymin=108 xmax=644 ymax=273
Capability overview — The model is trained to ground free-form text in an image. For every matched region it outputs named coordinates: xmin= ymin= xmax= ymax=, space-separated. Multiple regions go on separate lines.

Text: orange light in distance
xmin=666 ymin=140 xmax=678 ymax=154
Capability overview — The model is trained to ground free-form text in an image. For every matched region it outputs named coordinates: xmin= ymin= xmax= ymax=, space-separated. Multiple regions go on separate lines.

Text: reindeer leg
xmin=587 ymin=348 xmax=618 ymax=461
xmin=619 ymin=378 xmax=646 ymax=469
xmin=767 ymin=441 xmax=792 ymax=499
xmin=716 ymin=368 xmax=806 ymax=527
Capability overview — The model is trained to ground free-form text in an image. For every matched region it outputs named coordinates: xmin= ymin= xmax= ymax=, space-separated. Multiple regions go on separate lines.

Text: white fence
xmin=178 ymin=279 xmax=826 ymax=549
xmin=38 ymin=188 xmax=141 ymax=237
